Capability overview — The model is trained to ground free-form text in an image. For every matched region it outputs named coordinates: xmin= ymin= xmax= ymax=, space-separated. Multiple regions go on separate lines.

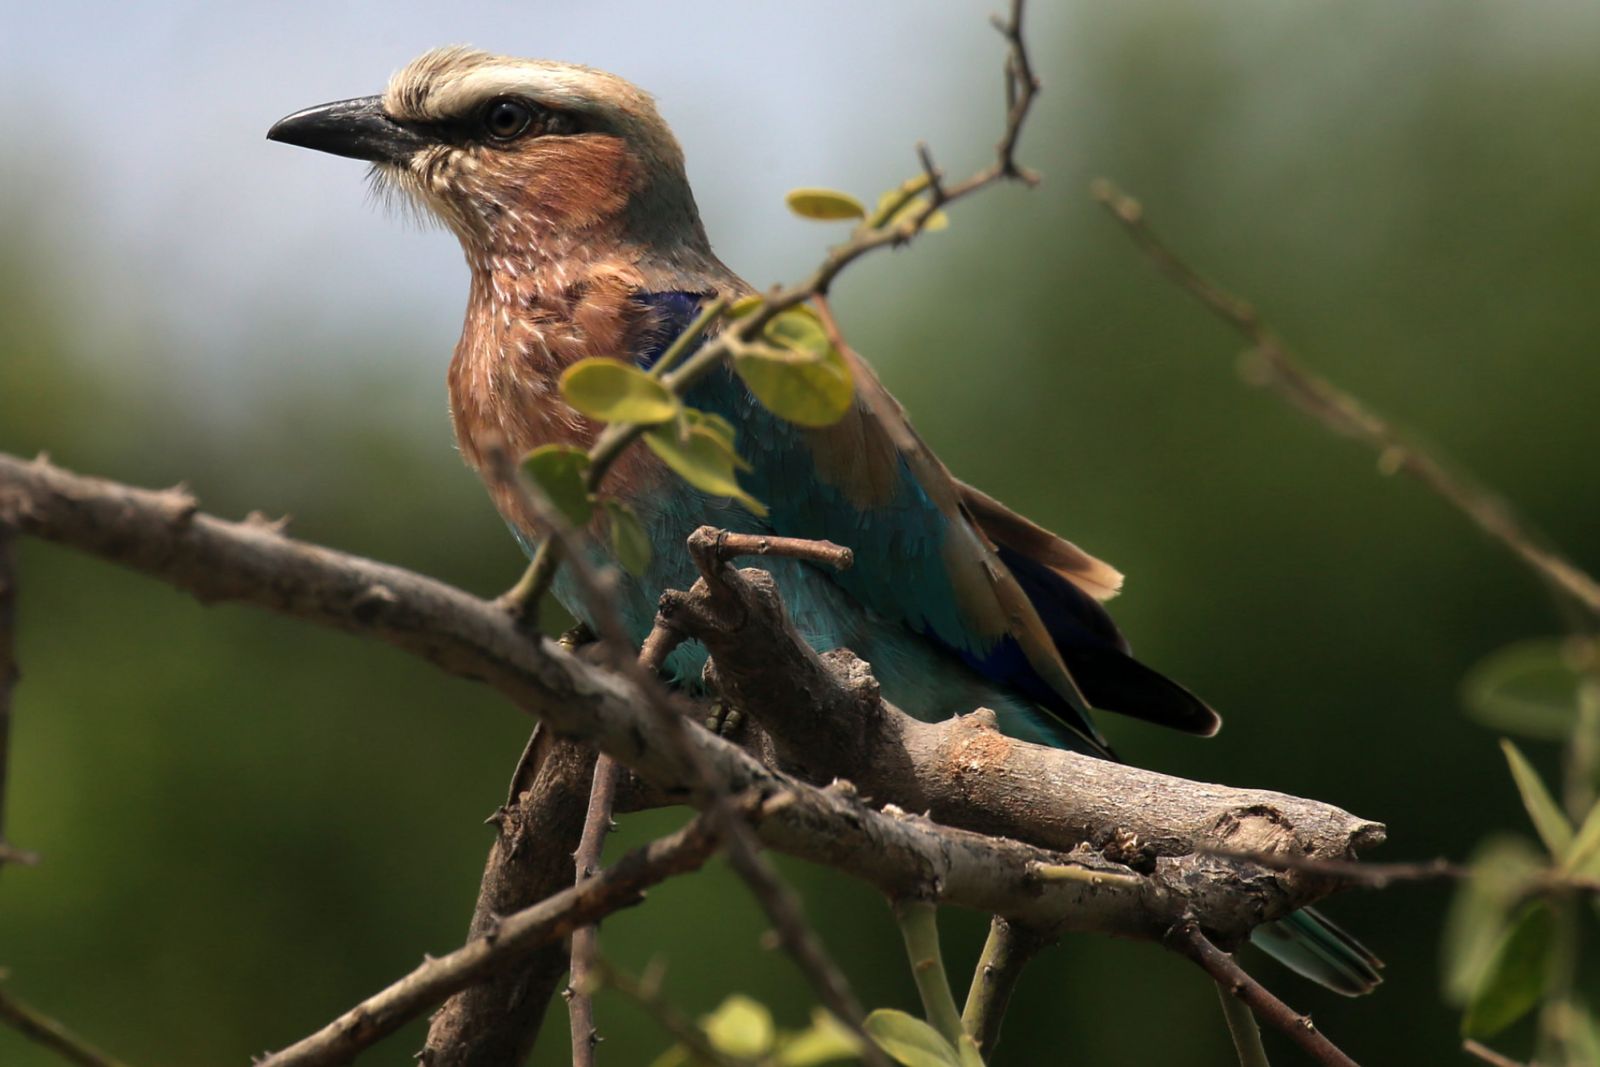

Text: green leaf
xmin=863 ymin=1009 xmax=963 ymax=1067
xmin=732 ymin=307 xmax=855 ymax=428
xmin=520 ymin=444 xmax=592 ymax=526
xmin=785 ymin=187 xmax=867 ymax=221
xmin=873 ymin=185 xmax=949 ymax=232
xmin=702 ymin=995 xmax=775 ymax=1058
xmin=1462 ymin=900 xmax=1557 ymax=1038
xmin=602 ymin=499 xmax=652 ymax=576
xmin=1441 ymin=835 xmax=1546 ymax=1004
xmin=735 ymin=346 xmax=855 ymax=428
xmin=644 ymin=423 xmax=767 ymax=516
xmin=559 ymin=357 xmax=680 ymax=424
xmin=774 ymin=1009 xmax=861 ymax=1065
xmin=1501 ymin=739 xmax=1574 ymax=858
xmin=763 ymin=306 xmax=831 ymax=359
xmin=1465 ymin=639 xmax=1584 ymax=739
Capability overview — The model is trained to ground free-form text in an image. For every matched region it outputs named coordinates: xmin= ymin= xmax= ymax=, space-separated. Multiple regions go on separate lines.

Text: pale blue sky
xmin=4 ymin=0 xmax=1598 ymax=397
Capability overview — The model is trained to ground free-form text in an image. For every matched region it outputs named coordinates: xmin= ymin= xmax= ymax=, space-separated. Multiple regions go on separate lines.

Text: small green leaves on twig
xmin=786 ymin=188 xmax=867 ymax=222
xmin=560 ymin=359 xmax=681 ymax=425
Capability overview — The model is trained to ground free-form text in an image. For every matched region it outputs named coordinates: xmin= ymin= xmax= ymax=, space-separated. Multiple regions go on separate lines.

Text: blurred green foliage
xmin=4 ymin=3 xmax=1600 ymax=1065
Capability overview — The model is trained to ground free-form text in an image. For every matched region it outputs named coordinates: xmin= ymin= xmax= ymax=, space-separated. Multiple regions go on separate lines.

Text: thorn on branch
xmin=916 ymin=142 xmax=947 ymax=205
xmin=244 ymin=510 xmax=293 ymax=535
xmin=349 ymin=584 xmax=399 ymax=625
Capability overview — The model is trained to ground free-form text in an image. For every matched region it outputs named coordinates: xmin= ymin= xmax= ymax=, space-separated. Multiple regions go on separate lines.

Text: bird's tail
xmin=1249 ymin=907 xmax=1383 ymax=996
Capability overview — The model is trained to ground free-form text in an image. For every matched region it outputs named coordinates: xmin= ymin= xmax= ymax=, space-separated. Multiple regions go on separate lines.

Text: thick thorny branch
xmin=0 ymin=451 xmax=1382 ymax=1063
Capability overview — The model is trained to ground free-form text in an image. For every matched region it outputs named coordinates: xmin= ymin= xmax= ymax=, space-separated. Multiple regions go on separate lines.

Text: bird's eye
xmin=483 ymin=98 xmax=535 ymax=141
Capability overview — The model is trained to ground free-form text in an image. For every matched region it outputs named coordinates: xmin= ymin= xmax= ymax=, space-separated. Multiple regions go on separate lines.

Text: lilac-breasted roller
xmin=268 ymin=46 xmax=1380 ymax=995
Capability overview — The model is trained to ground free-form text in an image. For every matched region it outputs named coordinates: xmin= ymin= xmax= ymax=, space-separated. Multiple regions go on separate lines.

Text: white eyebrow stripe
xmin=384 ymin=48 xmax=654 ymax=127
xmin=424 ymin=67 xmax=591 ymax=119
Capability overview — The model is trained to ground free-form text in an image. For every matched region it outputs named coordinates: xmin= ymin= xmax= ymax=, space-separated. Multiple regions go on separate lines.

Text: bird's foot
xmin=557 ymin=622 xmax=596 ymax=652
xmin=703 ymin=702 xmax=744 ymax=738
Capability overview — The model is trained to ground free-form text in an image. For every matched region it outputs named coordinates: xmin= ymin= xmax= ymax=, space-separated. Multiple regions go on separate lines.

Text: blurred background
xmin=3 ymin=0 xmax=1599 ymax=1063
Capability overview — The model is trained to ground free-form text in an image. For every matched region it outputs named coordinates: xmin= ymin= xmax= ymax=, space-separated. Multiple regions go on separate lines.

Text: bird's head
xmin=268 ymin=47 xmax=711 ymax=263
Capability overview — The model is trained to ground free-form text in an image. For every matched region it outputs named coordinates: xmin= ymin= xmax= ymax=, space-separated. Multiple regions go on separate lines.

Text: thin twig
xmin=595 ymin=959 xmax=755 ymax=1067
xmin=1091 ymin=180 xmax=1600 ymax=619
xmin=422 ymin=730 xmax=593 ymax=1065
xmin=992 ymin=0 xmax=1041 ymax=182
xmin=961 ymin=917 xmax=1047 ymax=1057
xmin=1170 ymin=921 xmax=1359 ymax=1067
xmin=0 ymin=986 xmax=132 ymax=1067
xmin=1461 ymin=1039 xmax=1528 ymax=1067
xmin=893 ymin=901 xmax=966 ymax=1049
xmin=1207 ymin=846 xmax=1600 ymax=896
xmin=694 ymin=531 xmax=854 ymax=572
xmin=1203 ymin=848 xmax=1469 ymax=888
xmin=567 ymin=753 xmax=618 ymax=1067
xmin=255 ymin=818 xmax=720 ymax=1067
xmin=1216 ymin=984 xmax=1272 ymax=1067
xmin=564 ymin=625 xmax=672 ymax=1067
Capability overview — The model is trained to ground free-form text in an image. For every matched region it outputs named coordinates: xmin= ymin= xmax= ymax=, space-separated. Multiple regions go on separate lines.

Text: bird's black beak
xmin=267 ymin=95 xmax=429 ymax=164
